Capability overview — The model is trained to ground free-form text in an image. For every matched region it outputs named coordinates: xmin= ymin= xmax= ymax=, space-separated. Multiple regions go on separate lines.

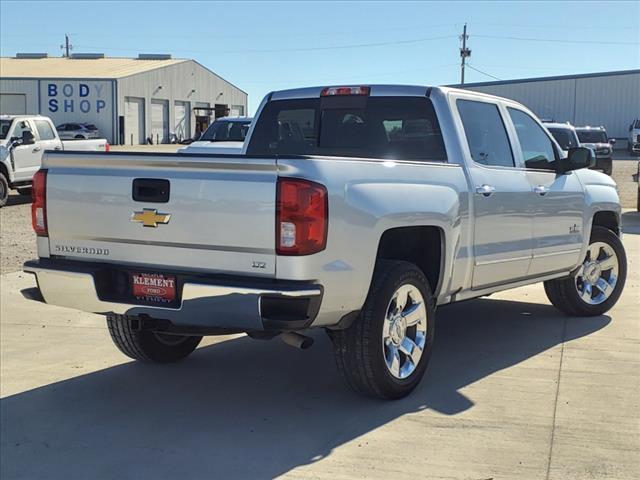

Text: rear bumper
xmin=23 ymin=259 xmax=323 ymax=332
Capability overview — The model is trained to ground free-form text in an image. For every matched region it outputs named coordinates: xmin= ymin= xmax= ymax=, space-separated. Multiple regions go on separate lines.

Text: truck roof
xmin=268 ymin=85 xmax=514 ymax=103
xmin=0 ymin=114 xmax=47 ymax=121
xmin=543 ymin=122 xmax=577 ymax=130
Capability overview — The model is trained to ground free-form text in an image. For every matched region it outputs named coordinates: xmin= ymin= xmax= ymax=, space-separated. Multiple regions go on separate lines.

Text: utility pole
xmin=459 ymin=23 xmax=471 ymax=85
xmin=61 ymin=34 xmax=72 ymax=57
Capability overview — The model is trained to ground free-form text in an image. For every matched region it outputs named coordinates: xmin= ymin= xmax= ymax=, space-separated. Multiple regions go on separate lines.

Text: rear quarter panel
xmin=276 ymin=157 xmax=469 ymax=326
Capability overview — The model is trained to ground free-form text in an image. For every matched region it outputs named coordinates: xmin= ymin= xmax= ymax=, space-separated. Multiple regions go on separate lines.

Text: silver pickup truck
xmin=23 ymin=85 xmax=627 ymax=399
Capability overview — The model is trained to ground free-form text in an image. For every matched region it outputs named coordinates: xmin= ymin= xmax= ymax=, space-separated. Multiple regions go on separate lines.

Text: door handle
xmin=54 ymin=146 xmax=62 ymax=150
xmin=534 ymin=185 xmax=549 ymax=196
xmin=475 ymin=184 xmax=496 ymax=197
xmin=32 ymin=146 xmax=41 ymax=152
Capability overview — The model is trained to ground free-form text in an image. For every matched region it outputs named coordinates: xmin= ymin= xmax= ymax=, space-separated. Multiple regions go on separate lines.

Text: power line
xmin=75 ymin=34 xmax=455 ymax=55
xmin=465 ymin=64 xmax=502 ymax=81
xmin=474 ymin=34 xmax=639 ymax=46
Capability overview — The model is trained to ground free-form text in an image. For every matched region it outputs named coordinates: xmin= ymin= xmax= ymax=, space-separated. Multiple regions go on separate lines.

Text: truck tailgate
xmin=43 ymin=152 xmax=277 ymax=276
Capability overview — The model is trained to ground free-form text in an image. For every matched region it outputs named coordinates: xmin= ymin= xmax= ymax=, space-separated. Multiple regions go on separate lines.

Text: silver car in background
xmin=56 ymin=123 xmax=101 ymax=140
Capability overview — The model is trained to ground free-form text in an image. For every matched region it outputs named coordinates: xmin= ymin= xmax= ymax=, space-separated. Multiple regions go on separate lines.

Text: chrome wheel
xmin=382 ymin=284 xmax=428 ymax=379
xmin=575 ymin=241 xmax=619 ymax=305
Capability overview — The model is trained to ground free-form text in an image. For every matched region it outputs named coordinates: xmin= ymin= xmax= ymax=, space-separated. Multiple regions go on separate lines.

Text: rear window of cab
xmin=247 ymin=96 xmax=447 ymax=162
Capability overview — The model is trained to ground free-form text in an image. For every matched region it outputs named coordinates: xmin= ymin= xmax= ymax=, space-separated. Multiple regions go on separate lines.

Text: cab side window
xmin=508 ymin=108 xmax=557 ymax=170
xmin=34 ymin=120 xmax=56 ymax=141
xmin=12 ymin=120 xmax=32 ymax=140
xmin=457 ymin=99 xmax=514 ymax=167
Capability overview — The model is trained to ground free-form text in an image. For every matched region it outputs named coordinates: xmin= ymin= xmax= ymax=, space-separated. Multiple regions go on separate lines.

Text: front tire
xmin=332 ymin=260 xmax=435 ymax=400
xmin=544 ymin=226 xmax=627 ymax=316
xmin=0 ymin=173 xmax=8 ymax=207
xmin=107 ymin=314 xmax=202 ymax=363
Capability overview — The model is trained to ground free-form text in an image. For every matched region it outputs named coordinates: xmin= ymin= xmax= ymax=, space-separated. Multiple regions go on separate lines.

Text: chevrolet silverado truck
xmin=0 ymin=115 xmax=108 ymax=206
xmin=23 ymin=86 xmax=627 ymax=399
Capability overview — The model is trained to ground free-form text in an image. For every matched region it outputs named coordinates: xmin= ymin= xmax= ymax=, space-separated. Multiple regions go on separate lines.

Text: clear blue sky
xmin=1 ymin=1 xmax=638 ymax=114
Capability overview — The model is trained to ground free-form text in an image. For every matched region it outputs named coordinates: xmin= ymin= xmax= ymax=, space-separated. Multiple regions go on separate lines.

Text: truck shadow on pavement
xmin=1 ymin=298 xmax=610 ymax=480
xmin=621 ymin=211 xmax=640 ymax=235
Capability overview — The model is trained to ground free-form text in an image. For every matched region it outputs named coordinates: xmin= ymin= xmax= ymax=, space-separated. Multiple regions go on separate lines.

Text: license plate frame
xmin=131 ymin=272 xmax=177 ymax=304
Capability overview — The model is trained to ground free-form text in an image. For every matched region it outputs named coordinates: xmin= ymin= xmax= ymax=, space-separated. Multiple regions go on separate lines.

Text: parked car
xmin=0 ymin=115 xmax=108 ymax=206
xmin=23 ymin=86 xmax=626 ymax=399
xmin=574 ymin=126 xmax=614 ymax=175
xmin=543 ymin=122 xmax=581 ymax=151
xmin=179 ymin=117 xmax=252 ymax=154
xmin=628 ymin=119 xmax=640 ymax=156
xmin=56 ymin=122 xmax=101 ymax=140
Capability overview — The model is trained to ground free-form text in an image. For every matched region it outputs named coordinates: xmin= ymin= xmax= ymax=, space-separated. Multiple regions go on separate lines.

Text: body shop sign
xmin=39 ymin=80 xmax=113 ymax=139
xmin=43 ymin=81 xmax=111 ymax=114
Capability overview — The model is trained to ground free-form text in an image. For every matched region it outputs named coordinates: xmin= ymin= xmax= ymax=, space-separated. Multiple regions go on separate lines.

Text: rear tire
xmin=0 ymin=173 xmax=8 ymax=208
xmin=107 ymin=314 xmax=202 ymax=363
xmin=544 ymin=226 xmax=626 ymax=316
xmin=332 ymin=260 xmax=435 ymax=400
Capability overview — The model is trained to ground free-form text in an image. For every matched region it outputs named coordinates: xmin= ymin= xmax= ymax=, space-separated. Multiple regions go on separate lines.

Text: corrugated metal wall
xmin=463 ymin=72 xmax=640 ymax=140
xmin=0 ymin=79 xmax=39 ymax=113
xmin=117 ymin=60 xmax=248 ymax=143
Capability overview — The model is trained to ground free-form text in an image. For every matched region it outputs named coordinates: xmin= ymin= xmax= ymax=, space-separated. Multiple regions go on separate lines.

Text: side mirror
xmin=9 ymin=136 xmax=22 ymax=150
xmin=609 ymin=138 xmax=616 ymax=145
xmin=21 ymin=130 xmax=35 ymax=145
xmin=558 ymin=147 xmax=595 ymax=174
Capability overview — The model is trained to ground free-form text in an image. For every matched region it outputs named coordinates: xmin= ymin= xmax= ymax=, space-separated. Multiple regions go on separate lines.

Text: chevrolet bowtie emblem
xmin=131 ymin=209 xmax=171 ymax=228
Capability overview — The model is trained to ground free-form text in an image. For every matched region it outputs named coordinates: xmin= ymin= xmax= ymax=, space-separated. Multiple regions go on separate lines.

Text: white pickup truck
xmin=0 ymin=115 xmax=108 ymax=206
xmin=178 ymin=117 xmax=251 ymax=155
xmin=23 ymin=86 xmax=627 ymax=399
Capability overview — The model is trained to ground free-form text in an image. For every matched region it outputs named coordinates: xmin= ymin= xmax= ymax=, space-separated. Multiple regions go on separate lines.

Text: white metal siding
xmin=0 ymin=93 xmax=27 ymax=114
xmin=464 ymin=72 xmax=640 ymax=140
xmin=574 ymin=74 xmax=640 ymax=138
xmin=116 ymin=60 xmax=247 ymax=141
xmin=0 ymin=79 xmax=39 ymax=113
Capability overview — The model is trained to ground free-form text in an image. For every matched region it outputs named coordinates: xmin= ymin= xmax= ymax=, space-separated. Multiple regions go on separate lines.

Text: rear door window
xmin=457 ymin=99 xmax=514 ymax=167
xmin=247 ymin=96 xmax=446 ymax=161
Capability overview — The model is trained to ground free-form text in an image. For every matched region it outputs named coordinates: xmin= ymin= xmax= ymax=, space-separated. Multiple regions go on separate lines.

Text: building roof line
xmin=449 ymin=69 xmax=640 ymax=88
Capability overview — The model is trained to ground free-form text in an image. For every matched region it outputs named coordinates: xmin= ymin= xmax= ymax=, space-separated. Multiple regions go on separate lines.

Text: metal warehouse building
xmin=0 ymin=53 xmax=248 ymax=144
xmin=457 ymin=69 xmax=640 ymax=147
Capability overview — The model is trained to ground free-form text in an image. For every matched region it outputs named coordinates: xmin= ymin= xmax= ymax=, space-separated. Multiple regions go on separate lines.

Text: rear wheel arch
xmin=375 ymin=226 xmax=444 ymax=297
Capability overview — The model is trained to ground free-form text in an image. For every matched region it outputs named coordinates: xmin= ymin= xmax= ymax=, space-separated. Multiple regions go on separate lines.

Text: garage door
xmin=151 ymin=99 xmax=169 ymax=144
xmin=174 ymin=101 xmax=190 ymax=141
xmin=0 ymin=94 xmax=27 ymax=114
xmin=124 ymin=97 xmax=145 ymax=145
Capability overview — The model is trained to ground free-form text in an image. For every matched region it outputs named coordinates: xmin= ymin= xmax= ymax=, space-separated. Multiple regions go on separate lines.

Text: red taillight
xmin=105 ymin=142 xmax=110 ymax=152
xmin=320 ymin=86 xmax=370 ymax=97
xmin=31 ymin=169 xmax=48 ymax=236
xmin=276 ymin=178 xmax=328 ymax=256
